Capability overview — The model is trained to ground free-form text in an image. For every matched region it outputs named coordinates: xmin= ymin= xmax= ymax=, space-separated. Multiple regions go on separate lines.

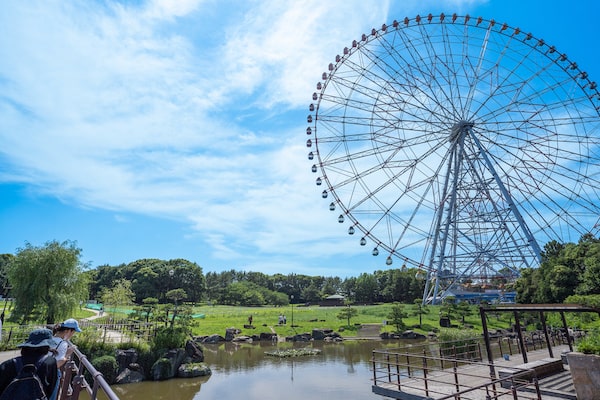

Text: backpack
xmin=0 ymin=355 xmax=48 ymax=400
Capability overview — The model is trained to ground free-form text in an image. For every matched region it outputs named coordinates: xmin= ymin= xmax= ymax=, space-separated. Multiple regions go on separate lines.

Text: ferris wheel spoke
xmin=342 ymin=47 xmax=455 ymax=126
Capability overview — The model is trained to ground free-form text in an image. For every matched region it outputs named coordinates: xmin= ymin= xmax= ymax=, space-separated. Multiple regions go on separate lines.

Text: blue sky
xmin=1 ymin=0 xmax=599 ymax=278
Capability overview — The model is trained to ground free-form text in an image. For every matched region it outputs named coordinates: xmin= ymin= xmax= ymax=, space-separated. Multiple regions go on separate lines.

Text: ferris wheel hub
xmin=450 ymin=120 xmax=474 ymax=142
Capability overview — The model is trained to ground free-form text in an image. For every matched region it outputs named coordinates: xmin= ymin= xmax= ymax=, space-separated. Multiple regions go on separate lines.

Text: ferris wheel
xmin=306 ymin=13 xmax=600 ymax=304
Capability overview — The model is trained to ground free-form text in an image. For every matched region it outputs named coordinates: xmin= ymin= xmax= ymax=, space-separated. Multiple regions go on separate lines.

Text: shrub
xmin=151 ymin=327 xmax=187 ymax=353
xmin=576 ymin=329 xmax=600 ymax=355
xmin=91 ymin=355 xmax=118 ymax=384
xmin=72 ymin=329 xmax=115 ymax=361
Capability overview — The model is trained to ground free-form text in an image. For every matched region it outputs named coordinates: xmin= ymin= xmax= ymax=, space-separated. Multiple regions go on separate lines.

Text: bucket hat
xmin=17 ymin=328 xmax=59 ymax=348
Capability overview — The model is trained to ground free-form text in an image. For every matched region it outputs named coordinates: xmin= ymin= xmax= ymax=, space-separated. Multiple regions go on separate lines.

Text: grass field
xmin=3 ymin=300 xmax=598 ymax=340
xmin=187 ymin=303 xmax=512 ymax=338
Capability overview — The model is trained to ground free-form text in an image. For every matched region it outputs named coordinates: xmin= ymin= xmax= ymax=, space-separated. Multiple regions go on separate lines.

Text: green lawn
xmin=3 ymin=300 xmax=598 ymax=340
xmin=187 ymin=303 xmax=517 ymax=338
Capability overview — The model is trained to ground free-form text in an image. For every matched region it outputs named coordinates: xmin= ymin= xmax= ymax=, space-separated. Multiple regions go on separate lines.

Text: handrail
xmin=59 ymin=343 xmax=120 ymax=400
xmin=371 ymin=345 xmax=547 ymax=399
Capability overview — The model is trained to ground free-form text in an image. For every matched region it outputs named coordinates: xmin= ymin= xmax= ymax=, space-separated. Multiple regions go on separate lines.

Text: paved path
xmin=0 ymin=308 xmax=125 ymax=362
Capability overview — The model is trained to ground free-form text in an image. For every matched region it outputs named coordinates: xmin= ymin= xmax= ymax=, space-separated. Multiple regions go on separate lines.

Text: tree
xmin=0 ymin=254 xmax=14 ymax=293
xmin=301 ymin=282 xmax=321 ymax=303
xmin=410 ymin=299 xmax=430 ymax=328
xmin=100 ymin=279 xmax=135 ymax=313
xmin=354 ymin=273 xmax=379 ymax=303
xmin=166 ymin=288 xmax=187 ymax=328
xmin=132 ymin=297 xmax=158 ymax=323
xmin=387 ymin=304 xmax=407 ymax=333
xmin=337 ymin=305 xmax=358 ymax=327
xmin=455 ymin=301 xmax=474 ymax=325
xmin=7 ymin=240 xmax=88 ymax=324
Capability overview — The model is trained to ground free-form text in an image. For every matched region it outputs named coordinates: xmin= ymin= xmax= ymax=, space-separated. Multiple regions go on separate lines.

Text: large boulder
xmin=286 ymin=333 xmax=312 ymax=342
xmin=260 ymin=332 xmax=278 ymax=341
xmin=115 ymin=363 xmax=145 ymax=384
xmin=151 ymin=348 xmax=186 ymax=380
xmin=401 ymin=330 xmax=426 ymax=339
xmin=225 ymin=328 xmax=240 ymax=341
xmin=312 ymin=329 xmax=327 ymax=340
xmin=151 ymin=358 xmax=172 ymax=381
xmin=115 ymin=348 xmax=138 ymax=374
xmin=201 ymin=334 xmax=225 ymax=343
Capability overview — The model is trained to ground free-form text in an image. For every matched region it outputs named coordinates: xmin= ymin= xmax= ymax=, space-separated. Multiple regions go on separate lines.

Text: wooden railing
xmin=78 ymin=319 xmax=160 ymax=343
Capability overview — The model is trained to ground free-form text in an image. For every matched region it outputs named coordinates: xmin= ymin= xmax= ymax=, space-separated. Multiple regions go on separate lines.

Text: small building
xmin=319 ymin=294 xmax=345 ymax=307
xmin=443 ymin=288 xmax=516 ymax=304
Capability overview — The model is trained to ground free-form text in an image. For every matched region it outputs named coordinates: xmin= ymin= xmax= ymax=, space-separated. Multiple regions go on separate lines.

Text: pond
xmin=109 ymin=339 xmax=422 ymax=400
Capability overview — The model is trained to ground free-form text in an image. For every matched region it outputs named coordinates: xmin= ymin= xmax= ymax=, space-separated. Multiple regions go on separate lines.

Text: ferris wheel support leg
xmin=467 ymin=129 xmax=543 ymax=263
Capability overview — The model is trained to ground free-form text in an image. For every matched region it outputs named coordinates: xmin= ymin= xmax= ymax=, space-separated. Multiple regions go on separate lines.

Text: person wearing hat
xmin=49 ymin=318 xmax=82 ymax=400
xmin=52 ymin=318 xmax=81 ymax=369
xmin=0 ymin=328 xmax=59 ymax=398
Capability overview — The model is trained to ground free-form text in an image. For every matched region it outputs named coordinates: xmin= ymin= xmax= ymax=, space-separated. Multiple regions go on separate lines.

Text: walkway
xmin=372 ymin=345 xmax=575 ymax=400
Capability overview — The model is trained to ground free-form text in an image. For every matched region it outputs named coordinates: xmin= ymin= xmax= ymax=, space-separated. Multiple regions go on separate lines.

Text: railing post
xmin=533 ymin=377 xmax=542 ymax=400
xmin=453 ymin=359 xmax=460 ymax=399
xmin=395 ymin=353 xmax=400 ymax=385
xmin=59 ymin=360 xmax=76 ymax=400
xmin=511 ymin=384 xmax=518 ymax=400
xmin=405 ymin=352 xmax=411 ymax=377
xmin=422 ymin=349 xmax=429 ymax=397
xmin=372 ymin=352 xmax=377 ymax=385
xmin=386 ymin=353 xmax=391 ymax=382
xmin=70 ymin=374 xmax=86 ymax=400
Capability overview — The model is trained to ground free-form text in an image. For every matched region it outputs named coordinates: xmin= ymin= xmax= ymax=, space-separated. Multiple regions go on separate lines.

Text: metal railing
xmin=58 ymin=343 xmax=120 ymax=400
xmin=370 ymin=333 xmax=580 ymax=400
xmin=372 ymin=348 xmax=543 ymax=400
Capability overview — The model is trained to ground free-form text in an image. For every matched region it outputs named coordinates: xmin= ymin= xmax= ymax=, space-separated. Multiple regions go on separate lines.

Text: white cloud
xmin=0 ymin=0 xmax=495 ymax=272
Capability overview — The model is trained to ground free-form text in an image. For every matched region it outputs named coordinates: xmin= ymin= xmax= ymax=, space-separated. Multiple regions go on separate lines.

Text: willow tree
xmin=7 ymin=240 xmax=88 ymax=324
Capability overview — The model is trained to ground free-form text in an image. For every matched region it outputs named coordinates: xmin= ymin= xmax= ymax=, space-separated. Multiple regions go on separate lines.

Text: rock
xmin=232 ymin=335 xmax=253 ymax=343
xmin=225 ymin=328 xmax=239 ymax=341
xmin=259 ymin=332 xmax=278 ymax=341
xmin=115 ymin=349 xmax=138 ymax=374
xmin=151 ymin=358 xmax=173 ymax=381
xmin=150 ymin=349 xmax=186 ymax=380
xmin=177 ymin=362 xmax=212 ymax=378
xmin=401 ymin=330 xmax=426 ymax=339
xmin=312 ymin=329 xmax=327 ymax=340
xmin=115 ymin=367 xmax=145 ymax=384
xmin=201 ymin=334 xmax=225 ymax=343
xmin=185 ymin=340 xmax=204 ymax=363
xmin=286 ymin=333 xmax=312 ymax=342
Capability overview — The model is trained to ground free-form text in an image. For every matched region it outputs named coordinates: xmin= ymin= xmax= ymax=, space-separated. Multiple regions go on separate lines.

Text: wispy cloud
xmin=0 ymin=0 xmax=491 ymax=273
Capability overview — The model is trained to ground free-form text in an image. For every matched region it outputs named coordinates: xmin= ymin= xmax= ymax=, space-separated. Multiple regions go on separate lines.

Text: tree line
xmin=1 ymin=233 xmax=599 ymax=324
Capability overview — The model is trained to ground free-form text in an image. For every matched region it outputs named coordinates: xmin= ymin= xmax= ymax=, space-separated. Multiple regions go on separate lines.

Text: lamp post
xmin=290 ymin=294 xmax=294 ymax=328
xmin=168 ymin=269 xmax=178 ymax=328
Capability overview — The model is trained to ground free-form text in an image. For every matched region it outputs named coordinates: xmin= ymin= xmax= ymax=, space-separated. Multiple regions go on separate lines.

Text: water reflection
xmin=110 ymin=339 xmax=424 ymax=400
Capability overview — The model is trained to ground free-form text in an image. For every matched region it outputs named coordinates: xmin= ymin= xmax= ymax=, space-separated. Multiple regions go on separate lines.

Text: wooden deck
xmin=372 ymin=345 xmax=576 ymax=400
